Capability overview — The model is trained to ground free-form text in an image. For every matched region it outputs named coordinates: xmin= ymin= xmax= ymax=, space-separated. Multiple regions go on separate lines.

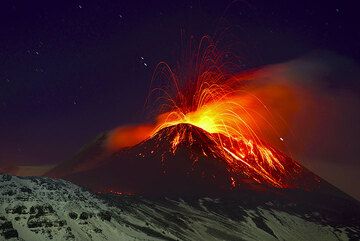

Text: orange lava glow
xmin=108 ymin=36 xmax=311 ymax=189
xmin=153 ymin=106 xmax=297 ymax=188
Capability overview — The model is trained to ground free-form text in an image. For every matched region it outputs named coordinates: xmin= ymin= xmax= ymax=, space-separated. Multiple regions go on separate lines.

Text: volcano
xmin=42 ymin=36 xmax=347 ymax=198
xmin=47 ymin=123 xmax=337 ymax=196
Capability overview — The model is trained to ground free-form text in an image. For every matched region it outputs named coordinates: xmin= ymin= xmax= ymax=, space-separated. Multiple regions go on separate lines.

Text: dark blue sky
xmin=0 ymin=0 xmax=359 ymax=166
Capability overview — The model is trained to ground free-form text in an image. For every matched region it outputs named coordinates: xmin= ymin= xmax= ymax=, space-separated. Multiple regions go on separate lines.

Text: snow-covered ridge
xmin=0 ymin=174 xmax=358 ymax=241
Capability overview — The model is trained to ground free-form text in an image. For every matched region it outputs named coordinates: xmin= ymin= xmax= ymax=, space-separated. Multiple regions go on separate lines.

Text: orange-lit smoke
xmin=107 ymin=125 xmax=154 ymax=152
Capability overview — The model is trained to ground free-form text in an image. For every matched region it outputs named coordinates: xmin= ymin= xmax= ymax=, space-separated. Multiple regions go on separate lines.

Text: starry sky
xmin=0 ymin=1 xmax=359 ymax=197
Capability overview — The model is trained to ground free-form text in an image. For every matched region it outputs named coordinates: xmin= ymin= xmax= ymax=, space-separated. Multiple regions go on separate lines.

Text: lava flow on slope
xmin=61 ymin=122 xmax=323 ymax=195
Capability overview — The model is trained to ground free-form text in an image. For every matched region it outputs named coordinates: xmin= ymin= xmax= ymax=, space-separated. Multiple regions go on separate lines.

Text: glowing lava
xmin=144 ymin=36 xmax=300 ymax=189
xmin=106 ymin=36 xmax=320 ymax=191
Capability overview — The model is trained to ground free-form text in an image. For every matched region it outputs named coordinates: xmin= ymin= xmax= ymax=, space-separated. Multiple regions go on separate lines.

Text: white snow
xmin=0 ymin=175 xmax=354 ymax=241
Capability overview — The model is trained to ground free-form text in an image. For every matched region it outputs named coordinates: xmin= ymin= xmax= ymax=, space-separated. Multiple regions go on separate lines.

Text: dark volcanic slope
xmin=64 ymin=124 xmax=233 ymax=194
xmin=46 ymin=133 xmax=109 ymax=178
xmin=53 ymin=123 xmax=334 ymax=196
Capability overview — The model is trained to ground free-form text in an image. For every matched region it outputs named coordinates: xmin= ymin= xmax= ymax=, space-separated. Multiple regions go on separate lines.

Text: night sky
xmin=1 ymin=1 xmax=359 ymax=197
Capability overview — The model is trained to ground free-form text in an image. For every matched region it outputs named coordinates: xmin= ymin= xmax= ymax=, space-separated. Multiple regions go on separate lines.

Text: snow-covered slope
xmin=0 ymin=174 xmax=359 ymax=241
xmin=0 ymin=174 xmax=130 ymax=241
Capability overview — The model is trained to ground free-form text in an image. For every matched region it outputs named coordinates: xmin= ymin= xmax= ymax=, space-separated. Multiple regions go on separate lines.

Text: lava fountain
xmin=106 ymin=36 xmax=320 ymax=191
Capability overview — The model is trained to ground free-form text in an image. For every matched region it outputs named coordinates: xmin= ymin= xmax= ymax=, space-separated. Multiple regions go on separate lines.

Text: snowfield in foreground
xmin=0 ymin=174 xmax=358 ymax=241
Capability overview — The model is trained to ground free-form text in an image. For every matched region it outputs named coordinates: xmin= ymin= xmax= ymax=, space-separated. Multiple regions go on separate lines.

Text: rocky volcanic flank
xmin=48 ymin=124 xmax=335 ymax=196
